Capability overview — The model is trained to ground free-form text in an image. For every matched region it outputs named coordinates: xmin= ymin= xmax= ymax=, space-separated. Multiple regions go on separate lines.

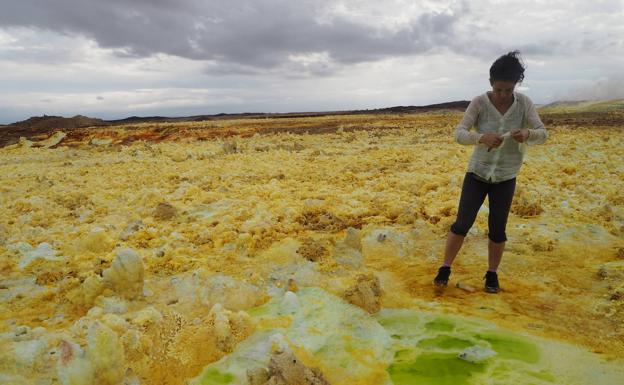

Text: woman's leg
xmin=486 ymin=177 xmax=517 ymax=271
xmin=487 ymin=240 xmax=506 ymax=271
xmin=443 ymin=231 xmax=465 ymax=266
xmin=444 ymin=173 xmax=489 ymax=266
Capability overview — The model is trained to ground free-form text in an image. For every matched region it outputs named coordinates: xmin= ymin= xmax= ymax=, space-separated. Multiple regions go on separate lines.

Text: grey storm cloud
xmin=0 ymin=0 xmax=468 ymax=71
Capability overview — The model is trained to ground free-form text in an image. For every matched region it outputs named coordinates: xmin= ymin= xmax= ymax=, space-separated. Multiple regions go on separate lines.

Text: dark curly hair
xmin=490 ymin=51 xmax=525 ymax=83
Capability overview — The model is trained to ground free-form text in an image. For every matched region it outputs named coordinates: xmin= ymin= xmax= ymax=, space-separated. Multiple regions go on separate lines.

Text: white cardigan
xmin=454 ymin=92 xmax=548 ymax=182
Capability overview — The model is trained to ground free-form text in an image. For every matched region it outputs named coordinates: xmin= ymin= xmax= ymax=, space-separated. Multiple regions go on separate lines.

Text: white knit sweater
xmin=455 ymin=92 xmax=548 ymax=182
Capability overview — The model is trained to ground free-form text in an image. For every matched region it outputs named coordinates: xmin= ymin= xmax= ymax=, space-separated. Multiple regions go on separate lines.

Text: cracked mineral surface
xmin=0 ymin=111 xmax=623 ymax=384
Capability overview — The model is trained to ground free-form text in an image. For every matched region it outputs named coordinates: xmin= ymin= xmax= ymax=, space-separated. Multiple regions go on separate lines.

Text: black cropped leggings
xmin=450 ymin=172 xmax=516 ymax=243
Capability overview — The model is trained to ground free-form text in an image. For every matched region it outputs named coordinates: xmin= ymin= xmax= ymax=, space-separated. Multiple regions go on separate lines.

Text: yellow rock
xmin=77 ymin=228 xmax=114 ymax=254
xmin=86 ymin=322 xmax=125 ymax=385
xmin=102 ymin=249 xmax=144 ymax=300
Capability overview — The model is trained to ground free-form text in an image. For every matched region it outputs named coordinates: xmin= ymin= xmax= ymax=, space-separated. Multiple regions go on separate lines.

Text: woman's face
xmin=489 ymin=80 xmax=516 ymax=105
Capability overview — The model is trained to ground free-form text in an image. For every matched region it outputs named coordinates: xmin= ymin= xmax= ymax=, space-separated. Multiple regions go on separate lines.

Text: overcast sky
xmin=1 ymin=0 xmax=623 ymax=123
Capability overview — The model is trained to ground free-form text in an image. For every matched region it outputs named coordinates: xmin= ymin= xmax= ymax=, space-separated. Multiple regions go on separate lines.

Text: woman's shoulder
xmin=513 ymin=92 xmax=537 ymax=113
xmin=514 ymin=92 xmax=534 ymax=104
xmin=469 ymin=93 xmax=489 ymax=107
xmin=473 ymin=92 xmax=489 ymax=102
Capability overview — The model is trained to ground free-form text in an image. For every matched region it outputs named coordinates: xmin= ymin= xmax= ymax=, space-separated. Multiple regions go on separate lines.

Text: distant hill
xmin=538 ymin=99 xmax=624 ymax=127
xmin=0 ymin=115 xmax=108 ymax=147
xmin=367 ymin=101 xmax=470 ymax=114
xmin=3 ymin=101 xmax=471 ymax=129
xmin=7 ymin=115 xmax=108 ymax=130
xmin=539 ymin=99 xmax=624 ymax=113
xmin=106 ymin=101 xmax=471 ymax=125
xmin=0 ymin=102 xmax=470 ymax=147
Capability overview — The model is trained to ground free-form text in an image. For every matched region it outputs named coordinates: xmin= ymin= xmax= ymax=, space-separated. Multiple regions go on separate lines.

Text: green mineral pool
xmin=191 ymin=287 xmax=624 ymax=385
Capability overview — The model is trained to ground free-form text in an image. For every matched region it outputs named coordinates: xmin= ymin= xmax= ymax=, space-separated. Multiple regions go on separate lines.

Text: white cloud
xmin=0 ymin=0 xmax=623 ymax=123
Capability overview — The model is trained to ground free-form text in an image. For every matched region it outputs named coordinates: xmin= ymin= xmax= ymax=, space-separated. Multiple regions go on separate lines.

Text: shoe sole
xmin=484 ymin=287 xmax=499 ymax=293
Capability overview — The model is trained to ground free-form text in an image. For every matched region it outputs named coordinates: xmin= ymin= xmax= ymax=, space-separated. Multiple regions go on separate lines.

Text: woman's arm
xmin=455 ymin=97 xmax=483 ymax=145
xmin=525 ymin=99 xmax=548 ymax=145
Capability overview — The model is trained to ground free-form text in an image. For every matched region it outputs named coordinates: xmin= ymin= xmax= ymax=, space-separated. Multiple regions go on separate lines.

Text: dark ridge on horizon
xmin=104 ymin=100 xmax=471 ymax=125
xmin=2 ymin=101 xmax=471 ymax=128
xmin=0 ymin=101 xmax=468 ymax=147
xmin=2 ymin=98 xmax=623 ymax=148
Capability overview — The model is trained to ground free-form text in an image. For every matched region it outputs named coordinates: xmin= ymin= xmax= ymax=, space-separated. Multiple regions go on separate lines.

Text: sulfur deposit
xmin=247 ymin=347 xmax=330 ymax=385
xmin=102 ymin=248 xmax=145 ymax=300
xmin=343 ymin=273 xmax=383 ymax=313
xmin=0 ymin=111 xmax=623 ymax=384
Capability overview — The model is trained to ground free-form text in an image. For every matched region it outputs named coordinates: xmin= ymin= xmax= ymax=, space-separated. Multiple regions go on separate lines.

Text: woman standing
xmin=433 ymin=51 xmax=548 ymax=293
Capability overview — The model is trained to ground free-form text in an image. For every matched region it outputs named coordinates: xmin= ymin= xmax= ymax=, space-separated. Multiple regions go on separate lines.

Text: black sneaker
xmin=433 ymin=266 xmax=451 ymax=287
xmin=484 ymin=271 xmax=500 ymax=293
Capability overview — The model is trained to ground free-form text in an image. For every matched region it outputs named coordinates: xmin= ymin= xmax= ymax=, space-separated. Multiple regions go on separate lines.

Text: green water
xmin=191 ymin=288 xmax=624 ymax=385
xmin=389 ymin=352 xmax=486 ymax=385
xmin=196 ymin=368 xmax=234 ymax=385
xmin=417 ymin=335 xmax=474 ymax=350
xmin=424 ymin=317 xmax=456 ymax=332
xmin=476 ymin=332 xmax=540 ymax=363
xmin=378 ymin=309 xmax=547 ymax=385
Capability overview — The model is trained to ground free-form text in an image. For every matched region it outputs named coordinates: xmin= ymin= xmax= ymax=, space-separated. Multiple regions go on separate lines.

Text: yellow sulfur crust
xmin=0 ymin=111 xmax=622 ymax=384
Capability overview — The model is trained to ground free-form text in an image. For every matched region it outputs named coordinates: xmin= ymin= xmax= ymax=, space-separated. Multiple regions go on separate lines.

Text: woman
xmin=433 ymin=51 xmax=548 ymax=293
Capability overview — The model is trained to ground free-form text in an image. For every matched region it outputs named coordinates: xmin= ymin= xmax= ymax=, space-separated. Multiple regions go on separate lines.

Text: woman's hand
xmin=511 ymin=129 xmax=530 ymax=143
xmin=480 ymin=133 xmax=503 ymax=151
